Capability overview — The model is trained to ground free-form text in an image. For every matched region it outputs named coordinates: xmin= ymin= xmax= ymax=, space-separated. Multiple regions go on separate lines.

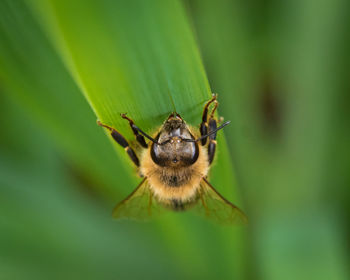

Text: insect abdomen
xmin=171 ymin=199 xmax=185 ymax=211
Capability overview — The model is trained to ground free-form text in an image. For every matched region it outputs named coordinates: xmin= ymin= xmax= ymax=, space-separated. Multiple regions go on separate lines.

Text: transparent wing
xmin=191 ymin=178 xmax=248 ymax=225
xmin=112 ymin=178 xmax=164 ymax=221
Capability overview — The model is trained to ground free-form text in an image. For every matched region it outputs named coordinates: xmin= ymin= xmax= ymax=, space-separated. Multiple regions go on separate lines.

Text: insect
xmin=98 ymin=94 xmax=247 ymax=224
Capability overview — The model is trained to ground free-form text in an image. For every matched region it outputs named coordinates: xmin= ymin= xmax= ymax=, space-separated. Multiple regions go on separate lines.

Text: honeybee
xmin=98 ymin=95 xmax=247 ymax=224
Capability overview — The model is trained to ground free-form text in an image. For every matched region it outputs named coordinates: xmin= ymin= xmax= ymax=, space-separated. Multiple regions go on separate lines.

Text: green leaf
xmin=30 ymin=0 xmax=210 ymax=128
xmin=1 ymin=0 xmax=247 ymax=279
xmin=28 ymin=0 xmax=244 ymax=208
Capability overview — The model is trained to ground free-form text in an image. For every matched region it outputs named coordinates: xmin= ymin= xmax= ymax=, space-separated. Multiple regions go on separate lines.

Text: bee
xmin=98 ymin=95 xmax=247 ymax=224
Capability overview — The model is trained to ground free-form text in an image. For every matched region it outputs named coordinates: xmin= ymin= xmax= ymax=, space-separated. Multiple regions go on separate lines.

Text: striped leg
xmin=121 ymin=114 xmax=148 ymax=148
xmin=200 ymin=94 xmax=218 ymax=146
xmin=97 ymin=121 xmax=140 ymax=167
xmin=207 ymin=118 xmax=217 ymax=165
xmin=207 ymin=99 xmax=219 ymax=165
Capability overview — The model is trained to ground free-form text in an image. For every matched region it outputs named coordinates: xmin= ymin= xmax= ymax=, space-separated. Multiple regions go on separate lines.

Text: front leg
xmin=207 ymin=97 xmax=219 ymax=165
xmin=200 ymin=94 xmax=218 ymax=146
xmin=121 ymin=114 xmax=148 ymax=148
xmin=97 ymin=121 xmax=140 ymax=167
xmin=207 ymin=118 xmax=217 ymax=165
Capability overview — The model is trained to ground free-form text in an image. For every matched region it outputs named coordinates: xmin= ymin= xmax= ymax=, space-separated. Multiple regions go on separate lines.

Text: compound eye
xmin=184 ymin=142 xmax=199 ymax=165
xmin=150 ymin=142 xmax=167 ymax=166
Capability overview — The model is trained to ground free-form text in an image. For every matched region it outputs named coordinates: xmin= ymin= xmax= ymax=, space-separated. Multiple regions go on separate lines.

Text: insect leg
xmin=200 ymin=94 xmax=217 ymax=146
xmin=97 ymin=121 xmax=140 ymax=167
xmin=207 ymin=101 xmax=219 ymax=165
xmin=207 ymin=119 xmax=217 ymax=165
xmin=121 ymin=114 xmax=148 ymax=148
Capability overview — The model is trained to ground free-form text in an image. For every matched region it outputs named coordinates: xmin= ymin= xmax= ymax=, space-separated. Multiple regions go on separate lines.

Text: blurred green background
xmin=0 ymin=0 xmax=349 ymax=279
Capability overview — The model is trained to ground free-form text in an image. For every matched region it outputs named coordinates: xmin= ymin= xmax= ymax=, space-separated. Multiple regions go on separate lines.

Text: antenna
xmin=182 ymin=121 xmax=231 ymax=143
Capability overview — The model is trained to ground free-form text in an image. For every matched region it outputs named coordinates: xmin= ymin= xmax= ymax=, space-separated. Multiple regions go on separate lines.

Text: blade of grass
xmin=1 ymin=0 xmax=248 ymax=278
xmin=28 ymin=0 xmax=246 ymax=206
xmin=0 ymin=2 xmax=201 ymax=277
xmin=29 ymin=0 xmax=211 ymax=129
xmin=27 ymin=0 xmax=247 ymax=278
